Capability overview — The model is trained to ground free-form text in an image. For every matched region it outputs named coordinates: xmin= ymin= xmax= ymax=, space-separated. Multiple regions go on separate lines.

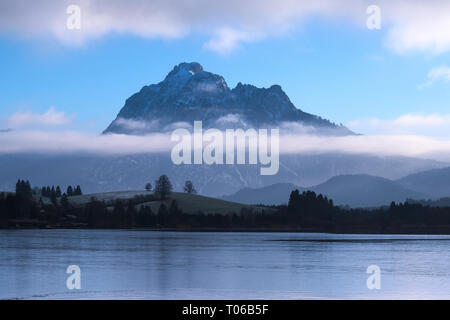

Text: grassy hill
xmin=66 ymin=191 xmax=272 ymax=215
xmin=67 ymin=190 xmax=152 ymax=206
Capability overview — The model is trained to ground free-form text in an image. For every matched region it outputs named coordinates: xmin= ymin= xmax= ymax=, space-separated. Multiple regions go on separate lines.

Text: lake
xmin=1 ymin=230 xmax=450 ymax=299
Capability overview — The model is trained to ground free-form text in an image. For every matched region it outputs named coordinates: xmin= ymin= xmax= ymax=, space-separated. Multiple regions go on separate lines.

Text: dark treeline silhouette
xmin=4 ymin=180 xmax=450 ymax=233
xmin=41 ymin=185 xmax=82 ymax=198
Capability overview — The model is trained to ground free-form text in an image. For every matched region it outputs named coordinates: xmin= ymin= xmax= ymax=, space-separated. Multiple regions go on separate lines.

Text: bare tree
xmin=154 ymin=175 xmax=172 ymax=200
xmin=184 ymin=180 xmax=197 ymax=194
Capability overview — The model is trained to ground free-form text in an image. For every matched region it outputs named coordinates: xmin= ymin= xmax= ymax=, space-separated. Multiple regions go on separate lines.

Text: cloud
xmin=7 ymin=107 xmax=72 ymax=127
xmin=384 ymin=1 xmax=450 ymax=54
xmin=419 ymin=65 xmax=450 ymax=88
xmin=162 ymin=121 xmax=193 ymax=131
xmin=114 ymin=118 xmax=159 ymax=131
xmin=347 ymin=113 xmax=450 ymax=138
xmin=2 ymin=0 xmax=450 ymax=54
xmin=216 ymin=114 xmax=245 ymax=125
xmin=203 ymin=28 xmax=253 ymax=55
xmin=279 ymin=121 xmax=327 ymax=135
xmin=2 ymin=128 xmax=450 ymax=162
xmin=393 ymin=114 xmax=450 ymax=127
xmin=279 ymin=134 xmax=450 ymax=162
xmin=0 ymin=130 xmax=171 ymax=154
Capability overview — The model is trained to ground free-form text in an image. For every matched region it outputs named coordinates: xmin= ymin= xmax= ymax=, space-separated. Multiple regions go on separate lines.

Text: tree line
xmin=3 ymin=178 xmax=450 ymax=233
xmin=40 ymin=185 xmax=83 ymax=198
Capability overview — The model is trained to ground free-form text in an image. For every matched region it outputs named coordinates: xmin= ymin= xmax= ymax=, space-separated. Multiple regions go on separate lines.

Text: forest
xmin=2 ymin=178 xmax=450 ymax=234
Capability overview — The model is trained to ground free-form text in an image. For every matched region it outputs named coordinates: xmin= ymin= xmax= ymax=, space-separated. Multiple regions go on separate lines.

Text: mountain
xmin=397 ymin=167 xmax=450 ymax=199
xmin=312 ymin=175 xmax=426 ymax=208
xmin=221 ymin=183 xmax=299 ymax=205
xmin=406 ymin=197 xmax=450 ymax=208
xmin=222 ymin=174 xmax=427 ymax=208
xmin=104 ymin=62 xmax=353 ymax=135
xmin=1 ymin=62 xmax=447 ymax=198
xmin=0 ymin=153 xmax=445 ymax=198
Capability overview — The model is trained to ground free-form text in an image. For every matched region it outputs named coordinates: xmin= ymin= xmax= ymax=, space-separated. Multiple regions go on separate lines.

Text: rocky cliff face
xmin=104 ymin=62 xmax=353 ymax=135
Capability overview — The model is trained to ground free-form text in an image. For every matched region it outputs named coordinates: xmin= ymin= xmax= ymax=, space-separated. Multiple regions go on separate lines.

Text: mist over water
xmin=1 ymin=230 xmax=450 ymax=300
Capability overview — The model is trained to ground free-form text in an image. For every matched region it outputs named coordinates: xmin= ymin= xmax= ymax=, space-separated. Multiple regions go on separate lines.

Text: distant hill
xmin=312 ymin=175 xmax=426 ymax=208
xmin=406 ymin=197 xmax=450 ymax=208
xmin=222 ymin=174 xmax=427 ymax=208
xmin=66 ymin=191 xmax=271 ymax=215
xmin=221 ymin=183 xmax=299 ymax=205
xmin=0 ymin=153 xmax=445 ymax=198
xmin=397 ymin=167 xmax=450 ymax=199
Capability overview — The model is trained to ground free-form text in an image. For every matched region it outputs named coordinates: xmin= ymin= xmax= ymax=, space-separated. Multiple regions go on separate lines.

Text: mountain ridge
xmin=397 ymin=167 xmax=450 ymax=198
xmin=0 ymin=153 xmax=446 ymax=198
xmin=222 ymin=173 xmax=430 ymax=208
xmin=104 ymin=62 xmax=354 ymax=135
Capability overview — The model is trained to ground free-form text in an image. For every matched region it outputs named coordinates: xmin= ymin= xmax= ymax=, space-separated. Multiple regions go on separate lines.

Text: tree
xmin=145 ymin=183 xmax=152 ymax=192
xmin=61 ymin=193 xmax=69 ymax=208
xmin=183 ymin=180 xmax=197 ymax=194
xmin=74 ymin=185 xmax=82 ymax=196
xmin=16 ymin=180 xmax=32 ymax=199
xmin=154 ymin=175 xmax=172 ymax=200
xmin=67 ymin=186 xmax=73 ymax=196
xmin=50 ymin=191 xmax=57 ymax=206
xmin=56 ymin=186 xmax=62 ymax=197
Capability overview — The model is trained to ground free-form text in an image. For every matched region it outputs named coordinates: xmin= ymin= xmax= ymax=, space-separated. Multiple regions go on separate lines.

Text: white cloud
xmin=279 ymin=134 xmax=450 ymax=162
xmin=162 ymin=121 xmax=193 ymax=131
xmin=8 ymin=107 xmax=72 ymax=127
xmin=0 ymin=130 xmax=171 ymax=154
xmin=419 ymin=65 xmax=450 ymax=88
xmin=2 ymin=128 xmax=450 ymax=162
xmin=203 ymin=28 xmax=253 ymax=55
xmin=2 ymin=0 xmax=450 ymax=55
xmin=216 ymin=114 xmax=245 ymax=124
xmin=348 ymin=113 xmax=450 ymax=138
xmin=114 ymin=118 xmax=159 ymax=131
xmin=279 ymin=121 xmax=325 ymax=134
xmin=393 ymin=114 xmax=450 ymax=127
xmin=384 ymin=1 xmax=450 ymax=54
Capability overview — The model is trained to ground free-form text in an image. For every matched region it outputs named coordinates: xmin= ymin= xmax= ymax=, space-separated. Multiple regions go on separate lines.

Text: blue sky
xmin=1 ymin=0 xmax=450 ymax=161
xmin=1 ymin=9 xmax=450 ymax=135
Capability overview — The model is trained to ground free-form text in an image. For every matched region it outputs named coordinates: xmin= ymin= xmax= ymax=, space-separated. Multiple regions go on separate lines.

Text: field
xmin=66 ymin=191 xmax=272 ymax=215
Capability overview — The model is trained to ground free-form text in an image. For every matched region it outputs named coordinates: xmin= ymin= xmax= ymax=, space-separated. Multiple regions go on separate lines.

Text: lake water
xmin=1 ymin=230 xmax=450 ymax=299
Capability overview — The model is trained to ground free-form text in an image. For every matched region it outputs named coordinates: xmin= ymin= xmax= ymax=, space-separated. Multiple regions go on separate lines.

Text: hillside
xmin=222 ymin=174 xmax=427 ymax=208
xmin=0 ymin=153 xmax=445 ymax=198
xmin=312 ymin=175 xmax=426 ymax=208
xmin=397 ymin=167 xmax=450 ymax=199
xmin=221 ymin=183 xmax=298 ymax=205
xmin=66 ymin=191 xmax=271 ymax=215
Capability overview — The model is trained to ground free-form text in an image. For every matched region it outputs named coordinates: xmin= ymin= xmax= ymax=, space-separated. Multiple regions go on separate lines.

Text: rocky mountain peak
xmin=164 ymin=62 xmax=204 ymax=81
xmin=104 ymin=62 xmax=354 ymax=135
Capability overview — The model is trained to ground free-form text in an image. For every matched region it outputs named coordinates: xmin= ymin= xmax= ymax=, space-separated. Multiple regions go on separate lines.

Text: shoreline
xmin=4 ymin=226 xmax=450 ymax=235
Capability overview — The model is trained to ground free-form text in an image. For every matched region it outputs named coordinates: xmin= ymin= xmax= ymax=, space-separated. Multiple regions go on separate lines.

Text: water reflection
xmin=1 ymin=230 xmax=450 ymax=299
